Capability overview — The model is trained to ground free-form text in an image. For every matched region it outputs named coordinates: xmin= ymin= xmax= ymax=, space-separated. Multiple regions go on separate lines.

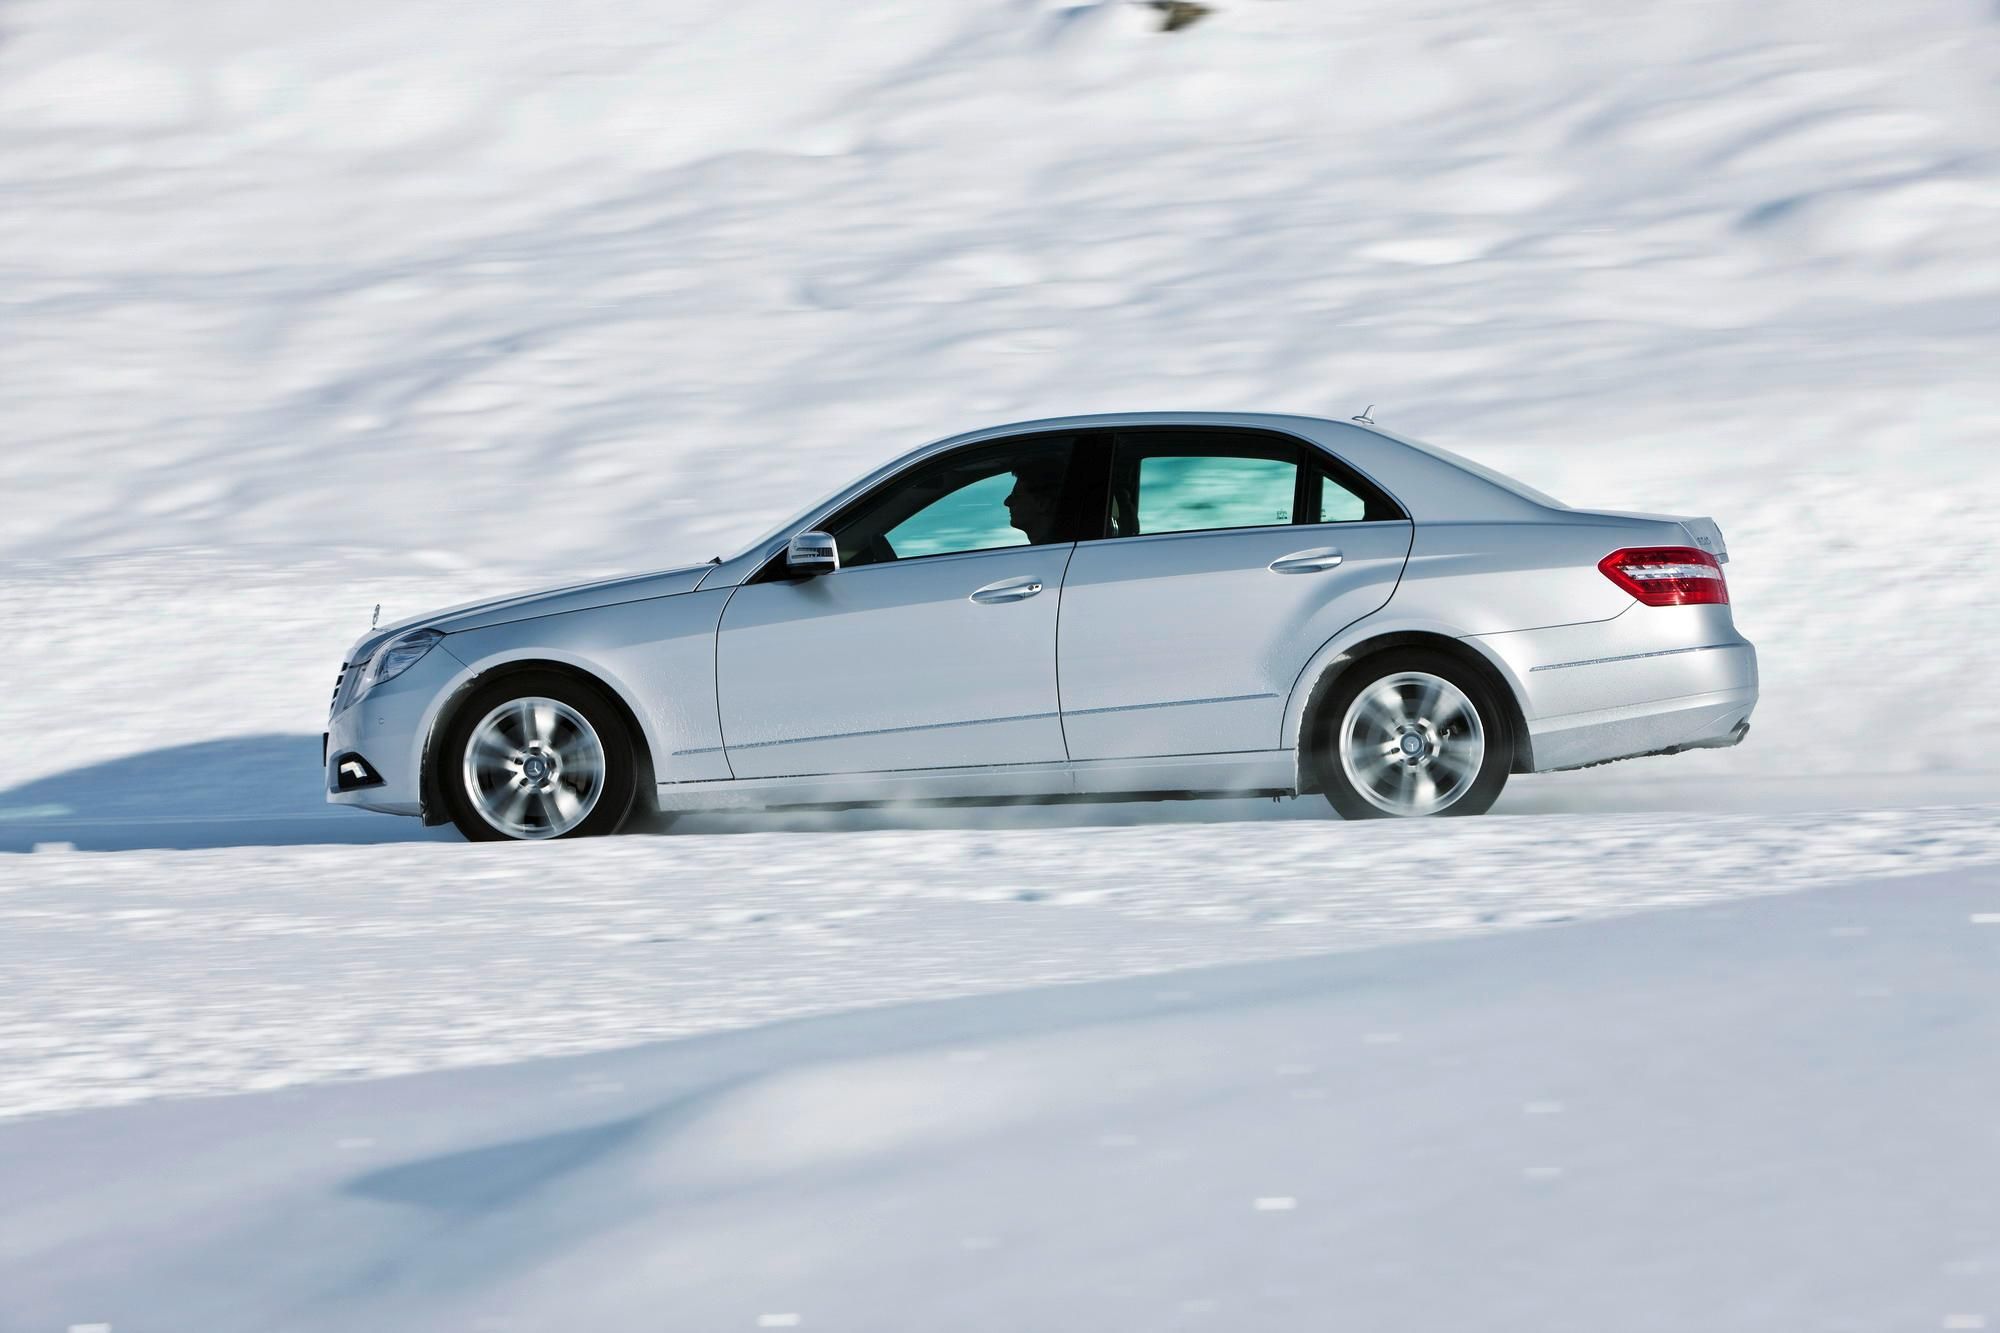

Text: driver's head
xmin=1005 ymin=460 xmax=1065 ymax=544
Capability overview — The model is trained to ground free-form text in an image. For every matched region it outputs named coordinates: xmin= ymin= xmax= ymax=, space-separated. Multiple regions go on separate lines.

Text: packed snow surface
xmin=7 ymin=868 xmax=2000 ymax=1332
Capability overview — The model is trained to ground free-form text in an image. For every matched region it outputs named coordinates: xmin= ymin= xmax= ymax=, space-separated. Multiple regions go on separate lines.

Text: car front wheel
xmin=440 ymin=672 xmax=638 ymax=841
xmin=1318 ymin=652 xmax=1510 ymax=819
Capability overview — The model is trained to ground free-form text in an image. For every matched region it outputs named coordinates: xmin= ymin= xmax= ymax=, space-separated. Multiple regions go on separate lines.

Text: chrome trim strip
xmin=1530 ymin=644 xmax=1738 ymax=673
xmin=1066 ymin=691 xmax=1278 ymax=717
xmin=685 ymin=692 xmax=1281 ymax=755
xmin=690 ymin=710 xmax=1061 ymax=755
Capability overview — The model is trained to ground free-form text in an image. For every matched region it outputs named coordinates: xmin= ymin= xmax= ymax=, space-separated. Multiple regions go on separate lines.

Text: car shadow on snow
xmin=0 ymin=733 xmax=454 ymax=852
xmin=7 ymin=734 xmax=1923 ymax=853
xmin=0 ymin=732 xmax=1333 ymax=852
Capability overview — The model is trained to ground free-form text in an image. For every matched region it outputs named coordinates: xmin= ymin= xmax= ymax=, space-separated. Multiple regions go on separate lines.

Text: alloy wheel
xmin=1337 ymin=670 xmax=1486 ymax=816
xmin=461 ymin=696 xmax=607 ymax=839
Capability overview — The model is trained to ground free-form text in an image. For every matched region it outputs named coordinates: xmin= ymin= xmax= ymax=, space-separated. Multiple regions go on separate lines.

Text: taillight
xmin=1598 ymin=546 xmax=1729 ymax=606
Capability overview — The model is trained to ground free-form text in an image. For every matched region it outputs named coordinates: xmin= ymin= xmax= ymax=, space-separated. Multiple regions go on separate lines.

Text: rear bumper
xmin=1473 ymin=605 xmax=1758 ymax=772
xmin=1522 ymin=680 xmax=1757 ymax=771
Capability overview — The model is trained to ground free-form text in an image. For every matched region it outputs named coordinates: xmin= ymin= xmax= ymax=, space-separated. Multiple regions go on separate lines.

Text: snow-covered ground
xmin=4 ymin=0 xmax=2000 ymax=1321
xmin=8 ymin=867 xmax=2000 ymax=1332
xmin=8 ymin=808 xmax=1999 ymax=1121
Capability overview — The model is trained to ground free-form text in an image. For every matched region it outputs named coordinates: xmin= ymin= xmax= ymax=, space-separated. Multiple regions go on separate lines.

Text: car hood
xmin=344 ymin=563 xmax=713 ymax=664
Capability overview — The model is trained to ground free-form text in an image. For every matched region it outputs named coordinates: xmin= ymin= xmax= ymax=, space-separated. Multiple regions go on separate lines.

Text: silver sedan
xmin=325 ymin=413 xmax=1757 ymax=840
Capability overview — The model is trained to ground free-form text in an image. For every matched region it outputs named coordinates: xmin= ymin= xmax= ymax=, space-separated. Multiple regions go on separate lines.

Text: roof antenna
xmin=372 ymin=603 xmax=381 ymax=630
xmin=1351 ymin=404 xmax=1375 ymax=425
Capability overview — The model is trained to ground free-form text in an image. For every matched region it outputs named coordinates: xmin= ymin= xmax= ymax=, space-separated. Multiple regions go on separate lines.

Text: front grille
xmin=329 ymin=666 xmax=348 ymax=720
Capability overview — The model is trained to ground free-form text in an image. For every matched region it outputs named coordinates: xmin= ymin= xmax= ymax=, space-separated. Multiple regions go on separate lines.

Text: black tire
xmin=1315 ymin=650 xmax=1511 ymax=820
xmin=439 ymin=671 xmax=640 ymax=842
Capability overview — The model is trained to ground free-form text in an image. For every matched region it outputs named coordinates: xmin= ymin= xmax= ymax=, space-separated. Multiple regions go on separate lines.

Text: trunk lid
xmin=1568 ymin=509 xmax=1729 ymax=564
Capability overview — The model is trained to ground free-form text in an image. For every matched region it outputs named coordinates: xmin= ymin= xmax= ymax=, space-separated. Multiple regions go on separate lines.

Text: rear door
xmin=1057 ymin=427 xmax=1414 ymax=760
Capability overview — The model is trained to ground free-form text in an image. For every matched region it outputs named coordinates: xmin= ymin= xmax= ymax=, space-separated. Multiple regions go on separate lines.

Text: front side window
xmin=831 ymin=435 xmax=1078 ymax=567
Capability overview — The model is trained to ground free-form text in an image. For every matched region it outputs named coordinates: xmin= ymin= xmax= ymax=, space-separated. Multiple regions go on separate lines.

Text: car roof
xmin=900 ymin=411 xmax=1563 ymax=510
xmin=923 ymin=409 xmax=1362 ymax=442
xmin=705 ymin=411 xmax=1560 ymax=587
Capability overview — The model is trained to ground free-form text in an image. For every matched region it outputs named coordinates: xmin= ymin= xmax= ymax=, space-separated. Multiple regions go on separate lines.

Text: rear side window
xmin=1305 ymin=464 xmax=1372 ymax=523
xmin=1106 ymin=429 xmax=1402 ymax=538
xmin=1134 ymin=454 xmax=1296 ymax=535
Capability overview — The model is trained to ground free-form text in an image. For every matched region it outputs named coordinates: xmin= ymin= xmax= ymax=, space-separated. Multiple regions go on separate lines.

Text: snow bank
xmin=2 ymin=0 xmax=1997 ymax=791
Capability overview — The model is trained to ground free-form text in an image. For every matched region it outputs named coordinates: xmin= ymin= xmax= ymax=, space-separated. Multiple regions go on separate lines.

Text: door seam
xmin=1052 ymin=541 xmax=1081 ymax=763
xmin=712 ymin=579 xmax=746 ymax=779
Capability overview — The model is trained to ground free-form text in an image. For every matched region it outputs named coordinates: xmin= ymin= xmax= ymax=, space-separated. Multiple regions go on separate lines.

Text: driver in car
xmin=1003 ymin=459 xmax=1066 ymax=546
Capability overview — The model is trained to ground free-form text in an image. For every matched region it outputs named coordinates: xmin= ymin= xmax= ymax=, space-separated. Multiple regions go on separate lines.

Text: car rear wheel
xmin=1317 ymin=652 xmax=1510 ymax=819
xmin=441 ymin=672 xmax=638 ymax=841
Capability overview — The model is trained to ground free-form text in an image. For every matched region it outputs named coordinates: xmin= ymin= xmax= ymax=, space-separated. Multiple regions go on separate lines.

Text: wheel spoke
xmin=1360 ymin=690 xmax=1404 ymax=735
xmin=1352 ymin=749 xmax=1398 ymax=781
xmin=470 ymin=734 xmax=514 ymax=769
xmin=1431 ymin=743 xmax=1479 ymax=783
xmin=498 ymin=783 xmax=534 ymax=828
xmin=1409 ymin=769 xmax=1438 ymax=809
xmin=549 ymin=785 xmax=583 ymax=822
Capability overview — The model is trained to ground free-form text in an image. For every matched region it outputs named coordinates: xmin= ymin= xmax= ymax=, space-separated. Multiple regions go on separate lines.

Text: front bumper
xmin=324 ymin=642 xmax=466 ymax=817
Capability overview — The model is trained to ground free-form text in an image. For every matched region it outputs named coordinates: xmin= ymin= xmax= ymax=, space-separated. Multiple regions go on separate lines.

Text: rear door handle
xmin=1268 ymin=547 xmax=1344 ymax=574
xmin=970 ymin=577 xmax=1044 ymax=604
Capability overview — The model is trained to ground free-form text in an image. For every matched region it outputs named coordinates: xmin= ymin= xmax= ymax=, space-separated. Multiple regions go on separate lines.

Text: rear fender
xmin=1284 ymin=616 xmax=1535 ymax=790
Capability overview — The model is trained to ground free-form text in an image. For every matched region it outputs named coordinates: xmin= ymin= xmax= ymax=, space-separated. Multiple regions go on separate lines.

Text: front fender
xmin=438 ymin=587 xmax=734 ymax=786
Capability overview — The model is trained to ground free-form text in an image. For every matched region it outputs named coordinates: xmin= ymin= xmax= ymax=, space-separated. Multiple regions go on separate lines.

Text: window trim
xmin=1088 ymin=426 xmax=1408 ymax=543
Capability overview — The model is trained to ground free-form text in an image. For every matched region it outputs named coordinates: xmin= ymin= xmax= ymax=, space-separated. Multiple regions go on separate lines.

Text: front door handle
xmin=970 ymin=577 xmax=1045 ymax=604
xmin=1269 ymin=547 xmax=1345 ymax=574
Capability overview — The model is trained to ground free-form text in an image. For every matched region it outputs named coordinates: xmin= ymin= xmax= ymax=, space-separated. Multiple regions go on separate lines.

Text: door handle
xmin=970 ymin=577 xmax=1044 ymax=604
xmin=1268 ymin=547 xmax=1344 ymax=574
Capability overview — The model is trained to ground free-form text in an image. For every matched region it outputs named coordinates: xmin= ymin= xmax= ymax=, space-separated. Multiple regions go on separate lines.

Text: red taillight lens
xmin=1598 ymin=546 xmax=1729 ymax=606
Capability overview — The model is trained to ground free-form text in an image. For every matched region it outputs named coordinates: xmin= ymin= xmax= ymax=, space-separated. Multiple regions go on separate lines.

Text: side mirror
xmin=785 ymin=530 xmax=839 ymax=577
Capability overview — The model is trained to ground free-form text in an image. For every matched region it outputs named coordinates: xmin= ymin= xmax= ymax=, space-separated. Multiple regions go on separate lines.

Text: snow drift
xmin=2 ymin=0 xmax=1998 ymax=792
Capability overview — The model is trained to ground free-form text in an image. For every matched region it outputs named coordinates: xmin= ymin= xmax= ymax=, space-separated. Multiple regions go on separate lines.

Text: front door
xmin=1057 ymin=428 xmax=1415 ymax=760
xmin=715 ymin=433 xmax=1086 ymax=779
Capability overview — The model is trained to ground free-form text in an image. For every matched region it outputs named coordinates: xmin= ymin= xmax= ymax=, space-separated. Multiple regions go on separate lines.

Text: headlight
xmin=357 ymin=627 xmax=443 ymax=698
